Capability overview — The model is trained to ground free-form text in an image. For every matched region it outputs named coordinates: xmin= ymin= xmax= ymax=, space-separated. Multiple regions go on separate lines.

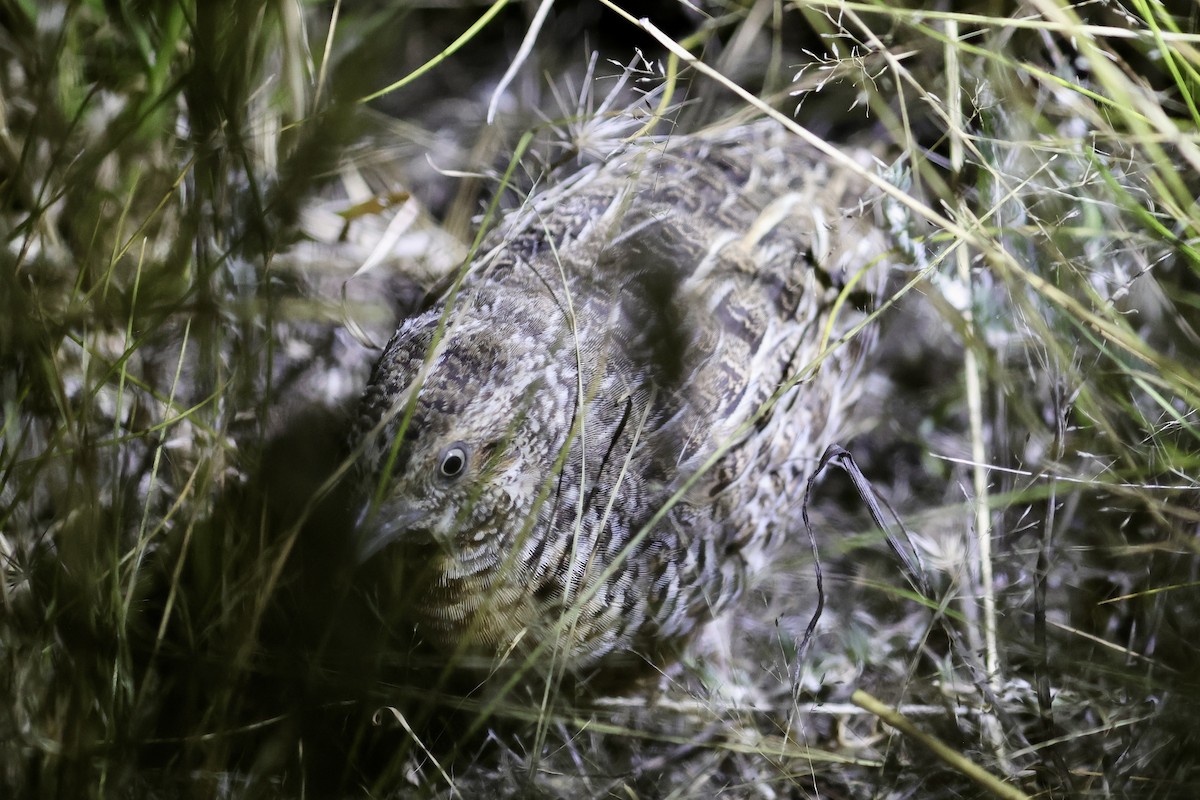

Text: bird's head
xmin=351 ymin=305 xmax=565 ymax=565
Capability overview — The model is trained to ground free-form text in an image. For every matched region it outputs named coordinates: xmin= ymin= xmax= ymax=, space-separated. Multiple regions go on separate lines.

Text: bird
xmin=350 ymin=119 xmax=894 ymax=682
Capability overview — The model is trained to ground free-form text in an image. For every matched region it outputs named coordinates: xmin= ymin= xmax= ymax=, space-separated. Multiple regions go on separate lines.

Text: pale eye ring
xmin=438 ymin=443 xmax=469 ymax=479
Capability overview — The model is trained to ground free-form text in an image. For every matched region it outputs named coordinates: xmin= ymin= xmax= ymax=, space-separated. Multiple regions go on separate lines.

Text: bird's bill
xmin=352 ymin=500 xmax=424 ymax=563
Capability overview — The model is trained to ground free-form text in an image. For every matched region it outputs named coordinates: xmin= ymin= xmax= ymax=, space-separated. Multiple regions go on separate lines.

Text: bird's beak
xmin=353 ymin=500 xmax=423 ymax=563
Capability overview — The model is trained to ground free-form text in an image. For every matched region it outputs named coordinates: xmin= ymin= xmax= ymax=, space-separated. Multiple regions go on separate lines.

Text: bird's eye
xmin=438 ymin=443 xmax=469 ymax=479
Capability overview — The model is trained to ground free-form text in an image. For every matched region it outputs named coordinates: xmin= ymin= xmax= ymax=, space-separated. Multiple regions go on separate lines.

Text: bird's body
xmin=353 ymin=121 xmax=892 ymax=679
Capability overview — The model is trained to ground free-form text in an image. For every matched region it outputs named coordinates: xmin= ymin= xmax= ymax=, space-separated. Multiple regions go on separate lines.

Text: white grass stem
xmin=487 ymin=0 xmax=555 ymax=124
xmin=313 ymin=0 xmax=342 ymax=110
xmin=945 ymin=18 xmax=1003 ymax=762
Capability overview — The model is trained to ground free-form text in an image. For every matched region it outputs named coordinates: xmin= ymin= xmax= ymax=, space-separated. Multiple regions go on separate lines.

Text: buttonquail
xmin=352 ymin=120 xmax=893 ymax=679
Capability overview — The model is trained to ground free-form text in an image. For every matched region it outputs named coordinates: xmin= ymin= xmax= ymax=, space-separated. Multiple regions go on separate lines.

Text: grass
xmin=3 ymin=0 xmax=1200 ymax=797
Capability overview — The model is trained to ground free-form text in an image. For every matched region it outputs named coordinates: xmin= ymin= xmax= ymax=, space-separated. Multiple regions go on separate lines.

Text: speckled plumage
xmin=352 ymin=121 xmax=893 ymax=678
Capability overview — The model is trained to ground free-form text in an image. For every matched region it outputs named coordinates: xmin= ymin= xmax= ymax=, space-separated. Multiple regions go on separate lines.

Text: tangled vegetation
xmin=2 ymin=1 xmax=1199 ymax=797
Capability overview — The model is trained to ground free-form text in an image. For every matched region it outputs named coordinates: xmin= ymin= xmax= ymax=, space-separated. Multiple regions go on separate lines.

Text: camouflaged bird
xmin=352 ymin=121 xmax=893 ymax=679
